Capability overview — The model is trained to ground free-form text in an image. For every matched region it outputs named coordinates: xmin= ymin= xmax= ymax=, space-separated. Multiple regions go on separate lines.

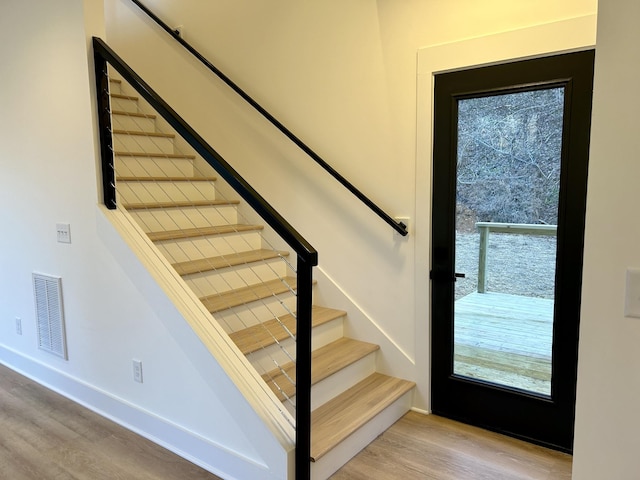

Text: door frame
xmin=412 ymin=16 xmax=596 ymax=419
xmin=430 ymin=50 xmax=594 ymax=452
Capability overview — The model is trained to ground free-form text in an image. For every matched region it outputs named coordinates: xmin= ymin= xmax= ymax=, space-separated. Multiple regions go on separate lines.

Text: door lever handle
xmin=430 ymin=271 xmax=466 ymax=282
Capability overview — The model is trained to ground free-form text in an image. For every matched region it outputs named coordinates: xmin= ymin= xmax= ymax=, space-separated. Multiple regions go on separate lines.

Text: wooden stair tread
xmin=115 ymin=151 xmax=196 ymax=159
xmin=147 ymin=224 xmax=263 ymax=242
xmin=109 ymin=78 xmax=122 ymax=84
xmin=112 ymin=129 xmax=175 ymax=138
xmin=116 ymin=176 xmax=217 ymax=182
xmin=263 ymin=337 xmax=380 ymax=402
xmin=310 ymin=373 xmax=415 ymax=462
xmin=111 ymin=110 xmax=156 ymax=119
xmin=200 ymin=277 xmax=297 ymax=313
xmin=123 ymin=199 xmax=239 ymax=210
xmin=230 ymin=306 xmax=346 ymax=355
xmin=173 ymin=249 xmax=289 ymax=276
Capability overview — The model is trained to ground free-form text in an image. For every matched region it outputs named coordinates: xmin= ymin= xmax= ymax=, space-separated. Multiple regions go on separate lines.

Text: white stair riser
xmin=214 ymin=294 xmax=298 ymax=331
xmin=111 ymin=96 xmax=139 ymax=113
xmin=117 ymin=181 xmax=217 ymax=205
xmin=310 ymin=391 xmax=413 ymax=480
xmin=241 ymin=317 xmax=344 ymax=371
xmin=109 ymin=80 xmax=122 ymax=95
xmin=128 ymin=205 xmax=239 ymax=232
xmin=183 ymin=259 xmax=289 ymax=299
xmin=281 ymin=351 xmax=378 ymax=416
xmin=155 ymin=232 xmax=263 ymax=264
xmin=310 ymin=352 xmax=377 ymax=410
xmin=114 ymin=133 xmax=175 ymax=155
xmin=115 ymin=156 xmax=195 ymax=178
xmin=112 ymin=113 xmax=156 ymax=132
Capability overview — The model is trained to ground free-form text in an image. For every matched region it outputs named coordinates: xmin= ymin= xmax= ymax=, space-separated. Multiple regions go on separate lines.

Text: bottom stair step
xmin=310 ymin=372 xmax=415 ymax=462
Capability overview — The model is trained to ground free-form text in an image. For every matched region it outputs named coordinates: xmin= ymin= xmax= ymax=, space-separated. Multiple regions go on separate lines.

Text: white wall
xmin=572 ymin=0 xmax=640 ymax=477
xmin=104 ymin=0 xmax=597 ymax=410
xmin=0 ymin=1 xmax=291 ymax=478
xmin=4 ymin=0 xmax=625 ymax=477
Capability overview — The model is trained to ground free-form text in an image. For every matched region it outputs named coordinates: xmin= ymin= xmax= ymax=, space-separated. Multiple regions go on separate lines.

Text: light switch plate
xmin=56 ymin=223 xmax=71 ymax=243
xmin=624 ymin=268 xmax=640 ymax=318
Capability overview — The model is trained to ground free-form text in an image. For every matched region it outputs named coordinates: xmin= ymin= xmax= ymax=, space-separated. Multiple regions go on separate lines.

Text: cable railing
xmin=126 ymin=0 xmax=408 ymax=237
xmin=93 ymin=37 xmax=314 ymax=480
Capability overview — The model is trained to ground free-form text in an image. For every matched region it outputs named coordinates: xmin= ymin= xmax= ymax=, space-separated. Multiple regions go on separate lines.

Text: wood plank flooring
xmin=330 ymin=411 xmax=572 ymax=480
xmin=0 ymin=364 xmax=221 ymax=480
xmin=454 ymin=292 xmax=553 ymax=394
xmin=0 ymin=363 xmax=570 ymax=479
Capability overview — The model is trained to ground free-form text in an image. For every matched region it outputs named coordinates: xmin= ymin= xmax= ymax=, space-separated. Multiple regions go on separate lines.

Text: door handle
xmin=430 ymin=271 xmax=466 ymax=282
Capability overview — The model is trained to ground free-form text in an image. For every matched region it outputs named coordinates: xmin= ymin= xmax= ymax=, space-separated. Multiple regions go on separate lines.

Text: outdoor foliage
xmin=456 ymin=88 xmax=564 ymax=225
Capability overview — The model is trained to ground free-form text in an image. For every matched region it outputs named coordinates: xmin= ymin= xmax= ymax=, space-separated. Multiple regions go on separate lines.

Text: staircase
xmin=108 ymin=76 xmax=415 ymax=479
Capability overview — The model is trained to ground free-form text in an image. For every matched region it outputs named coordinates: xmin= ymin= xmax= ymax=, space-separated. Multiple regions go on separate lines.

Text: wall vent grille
xmin=33 ymin=273 xmax=68 ymax=360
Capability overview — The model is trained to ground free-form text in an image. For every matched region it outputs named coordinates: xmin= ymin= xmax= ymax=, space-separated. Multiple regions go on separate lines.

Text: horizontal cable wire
xmin=107 ymin=72 xmax=300 ymax=416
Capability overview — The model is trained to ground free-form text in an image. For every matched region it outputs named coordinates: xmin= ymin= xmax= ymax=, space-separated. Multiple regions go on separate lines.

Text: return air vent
xmin=33 ymin=273 xmax=68 ymax=360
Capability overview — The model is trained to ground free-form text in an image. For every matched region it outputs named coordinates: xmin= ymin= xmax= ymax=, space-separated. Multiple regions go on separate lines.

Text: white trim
xmin=414 ymin=14 xmax=597 ymax=413
xmin=98 ymin=205 xmax=296 ymax=442
xmin=410 ymin=406 xmax=430 ymax=416
xmin=95 ymin=205 xmax=294 ymax=478
xmin=314 ymin=266 xmax=415 ymax=375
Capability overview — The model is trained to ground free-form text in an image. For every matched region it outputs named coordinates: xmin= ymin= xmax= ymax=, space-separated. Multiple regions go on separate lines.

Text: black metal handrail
xmin=93 ymin=37 xmax=314 ymax=480
xmin=127 ymin=0 xmax=408 ymax=237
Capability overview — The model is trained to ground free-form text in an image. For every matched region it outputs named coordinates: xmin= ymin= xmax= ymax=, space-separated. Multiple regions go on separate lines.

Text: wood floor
xmin=0 ymin=363 xmax=570 ymax=479
xmin=331 ymin=411 xmax=572 ymax=480
xmin=0 ymin=364 xmax=222 ymax=480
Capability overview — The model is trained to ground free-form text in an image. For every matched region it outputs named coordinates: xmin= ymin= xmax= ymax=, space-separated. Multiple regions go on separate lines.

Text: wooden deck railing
xmin=475 ymin=222 xmax=557 ymax=293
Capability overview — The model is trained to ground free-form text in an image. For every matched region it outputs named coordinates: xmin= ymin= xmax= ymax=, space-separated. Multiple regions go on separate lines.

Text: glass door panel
xmin=453 ymin=88 xmax=564 ymax=396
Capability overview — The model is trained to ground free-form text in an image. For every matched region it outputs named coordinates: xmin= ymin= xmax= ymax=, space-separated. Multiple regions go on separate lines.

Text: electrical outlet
xmin=132 ymin=359 xmax=143 ymax=383
xmin=56 ymin=223 xmax=71 ymax=243
xmin=15 ymin=317 xmax=22 ymax=335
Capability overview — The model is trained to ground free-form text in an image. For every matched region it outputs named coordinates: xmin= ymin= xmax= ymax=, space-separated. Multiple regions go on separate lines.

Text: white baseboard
xmin=411 ymin=406 xmax=430 ymax=415
xmin=0 ymin=344 xmax=275 ymax=480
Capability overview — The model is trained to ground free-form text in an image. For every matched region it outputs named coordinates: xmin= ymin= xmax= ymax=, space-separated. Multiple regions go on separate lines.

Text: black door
xmin=431 ymin=50 xmax=594 ymax=452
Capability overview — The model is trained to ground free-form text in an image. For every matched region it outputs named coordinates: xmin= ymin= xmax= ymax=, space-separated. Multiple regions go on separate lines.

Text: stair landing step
xmin=123 ymin=199 xmax=239 ymax=210
xmin=172 ymin=249 xmax=289 ymax=276
xmin=200 ymin=276 xmax=298 ymax=313
xmin=264 ymin=337 xmax=379 ymax=402
xmin=147 ymin=224 xmax=263 ymax=242
xmin=230 ymin=306 xmax=346 ymax=355
xmin=311 ymin=373 xmax=415 ymax=462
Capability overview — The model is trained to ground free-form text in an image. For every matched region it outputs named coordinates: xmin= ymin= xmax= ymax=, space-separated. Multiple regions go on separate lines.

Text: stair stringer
xmin=98 ymin=204 xmax=296 ymax=480
xmin=312 ymin=267 xmax=416 ymax=383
